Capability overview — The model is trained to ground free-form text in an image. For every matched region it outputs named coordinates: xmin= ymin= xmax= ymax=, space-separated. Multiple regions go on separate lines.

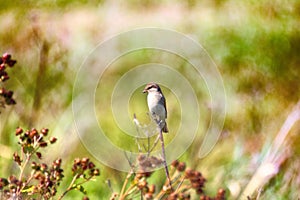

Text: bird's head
xmin=143 ymin=82 xmax=161 ymax=93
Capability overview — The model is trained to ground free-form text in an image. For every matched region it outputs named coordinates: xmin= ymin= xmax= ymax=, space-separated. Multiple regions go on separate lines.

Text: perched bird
xmin=143 ymin=82 xmax=168 ymax=133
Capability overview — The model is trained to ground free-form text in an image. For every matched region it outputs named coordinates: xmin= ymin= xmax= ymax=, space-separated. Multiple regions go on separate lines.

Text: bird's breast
xmin=147 ymin=93 xmax=166 ymax=119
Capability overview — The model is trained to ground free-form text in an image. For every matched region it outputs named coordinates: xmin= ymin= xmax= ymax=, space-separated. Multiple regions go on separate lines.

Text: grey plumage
xmin=143 ymin=82 xmax=168 ymax=133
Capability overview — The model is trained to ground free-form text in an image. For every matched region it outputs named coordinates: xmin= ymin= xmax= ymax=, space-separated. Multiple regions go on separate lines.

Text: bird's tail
xmin=162 ymin=122 xmax=168 ymax=133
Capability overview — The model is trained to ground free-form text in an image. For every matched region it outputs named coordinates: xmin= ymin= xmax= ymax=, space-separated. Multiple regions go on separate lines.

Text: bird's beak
xmin=143 ymin=89 xmax=147 ymax=93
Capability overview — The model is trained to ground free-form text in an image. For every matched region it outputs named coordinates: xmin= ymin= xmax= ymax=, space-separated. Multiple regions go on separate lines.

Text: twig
xmin=120 ymin=182 xmax=139 ymax=200
xmin=158 ymin=128 xmax=173 ymax=192
xmin=58 ymin=174 xmax=79 ymax=200
xmin=18 ymin=153 xmax=31 ymax=181
xmin=18 ymin=135 xmax=43 ymax=190
xmin=133 ymin=114 xmax=143 ymax=152
xmin=119 ymin=170 xmax=134 ymax=199
xmin=148 ymin=134 xmax=160 ymax=153
xmin=174 ymin=175 xmax=187 ymax=193
xmin=106 ymin=179 xmax=114 ymax=193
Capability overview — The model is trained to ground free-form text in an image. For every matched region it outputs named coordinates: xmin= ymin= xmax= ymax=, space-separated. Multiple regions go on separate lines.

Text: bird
xmin=143 ymin=82 xmax=168 ymax=133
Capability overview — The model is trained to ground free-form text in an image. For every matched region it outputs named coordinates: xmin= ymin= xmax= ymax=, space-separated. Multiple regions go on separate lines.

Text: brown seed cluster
xmin=184 ymin=168 xmax=206 ymax=195
xmin=0 ymin=127 xmax=62 ymax=199
xmin=1 ymin=126 xmax=101 ymax=199
xmin=72 ymin=157 xmax=100 ymax=178
xmin=132 ymin=155 xmax=161 ymax=199
xmin=0 ymin=178 xmax=9 ymax=190
xmin=118 ymin=159 xmax=226 ymax=200
xmin=121 ymin=159 xmax=227 ymax=200
xmin=167 ymin=160 xmax=226 ymax=200
xmin=200 ymin=188 xmax=226 ymax=200
xmin=0 ymin=53 xmax=17 ymax=108
xmin=143 ymin=184 xmax=156 ymax=200
xmin=15 ymin=127 xmax=57 ymax=159
xmin=29 ymin=158 xmax=64 ymax=198
xmin=0 ymin=53 xmax=16 ymax=81
xmin=0 ymin=158 xmax=64 ymax=199
xmin=136 ymin=179 xmax=156 ymax=200
xmin=167 ymin=192 xmax=191 ymax=200
xmin=171 ymin=160 xmax=186 ymax=172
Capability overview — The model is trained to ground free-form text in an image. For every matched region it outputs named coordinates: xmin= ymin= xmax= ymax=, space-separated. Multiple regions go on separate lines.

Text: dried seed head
xmin=13 ymin=152 xmax=22 ymax=165
xmin=2 ymin=53 xmax=11 ymax=61
xmin=29 ymin=128 xmax=38 ymax=138
xmin=15 ymin=127 xmax=23 ymax=135
xmin=7 ymin=59 xmax=16 ymax=67
xmin=49 ymin=137 xmax=57 ymax=144
xmin=81 ymin=157 xmax=89 ymax=164
xmin=0 ymin=63 xmax=5 ymax=70
xmin=218 ymin=188 xmax=225 ymax=195
xmin=31 ymin=162 xmax=39 ymax=170
xmin=193 ymin=170 xmax=201 ymax=177
xmin=0 ymin=178 xmax=9 ymax=189
xmin=217 ymin=188 xmax=226 ymax=199
xmin=184 ymin=168 xmax=194 ymax=178
xmin=88 ymin=162 xmax=95 ymax=169
xmin=8 ymin=175 xmax=18 ymax=184
xmin=144 ymin=193 xmax=153 ymax=200
xmin=54 ymin=158 xmax=62 ymax=166
xmin=171 ymin=160 xmax=179 ymax=168
xmin=168 ymin=193 xmax=178 ymax=200
xmin=39 ymin=141 xmax=48 ymax=148
xmin=92 ymin=169 xmax=100 ymax=176
xmin=1 ymin=75 xmax=9 ymax=81
xmin=148 ymin=184 xmax=155 ymax=194
xmin=5 ymin=90 xmax=13 ymax=98
xmin=74 ymin=158 xmax=81 ymax=165
xmin=162 ymin=185 xmax=172 ymax=193
xmin=40 ymin=163 xmax=48 ymax=171
xmin=137 ymin=180 xmax=147 ymax=189
xmin=177 ymin=162 xmax=186 ymax=172
xmin=36 ymin=152 xmax=42 ymax=159
xmin=196 ymin=188 xmax=203 ymax=195
xmin=41 ymin=128 xmax=49 ymax=136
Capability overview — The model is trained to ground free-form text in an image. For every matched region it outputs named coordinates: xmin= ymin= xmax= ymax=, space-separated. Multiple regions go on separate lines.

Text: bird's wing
xmin=162 ymin=95 xmax=167 ymax=119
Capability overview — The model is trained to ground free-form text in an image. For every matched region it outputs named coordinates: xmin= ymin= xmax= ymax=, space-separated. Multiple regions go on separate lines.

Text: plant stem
xmin=158 ymin=128 xmax=173 ymax=192
xmin=17 ymin=153 xmax=32 ymax=196
xmin=57 ymin=174 xmax=79 ymax=200
xmin=120 ymin=185 xmax=138 ymax=200
xmin=174 ymin=175 xmax=186 ymax=193
xmin=18 ymin=153 xmax=31 ymax=181
xmin=119 ymin=170 xmax=137 ymax=200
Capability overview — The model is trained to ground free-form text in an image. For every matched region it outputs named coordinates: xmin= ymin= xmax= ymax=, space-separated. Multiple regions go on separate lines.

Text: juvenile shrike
xmin=143 ymin=82 xmax=168 ymax=133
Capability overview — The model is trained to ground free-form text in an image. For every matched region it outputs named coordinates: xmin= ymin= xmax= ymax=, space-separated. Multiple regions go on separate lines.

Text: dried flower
xmin=177 ymin=162 xmax=186 ymax=172
xmin=49 ymin=137 xmax=57 ymax=144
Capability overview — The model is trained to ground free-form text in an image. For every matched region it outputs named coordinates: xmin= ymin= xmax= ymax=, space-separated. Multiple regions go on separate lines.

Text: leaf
xmin=21 ymin=185 xmax=35 ymax=193
xmin=23 ymin=145 xmax=34 ymax=154
xmin=73 ymin=184 xmax=87 ymax=195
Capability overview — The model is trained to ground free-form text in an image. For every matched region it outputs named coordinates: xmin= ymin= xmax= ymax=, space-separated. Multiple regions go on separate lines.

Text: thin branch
xmin=119 ymin=170 xmax=134 ymax=198
xmin=158 ymin=128 xmax=173 ymax=192
xmin=148 ymin=134 xmax=160 ymax=153
xmin=123 ymin=151 xmax=134 ymax=169
xmin=57 ymin=174 xmax=79 ymax=200
xmin=106 ymin=179 xmax=114 ymax=193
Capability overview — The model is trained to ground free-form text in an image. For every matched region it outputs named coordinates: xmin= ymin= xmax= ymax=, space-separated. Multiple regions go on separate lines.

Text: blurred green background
xmin=1 ymin=0 xmax=300 ymax=199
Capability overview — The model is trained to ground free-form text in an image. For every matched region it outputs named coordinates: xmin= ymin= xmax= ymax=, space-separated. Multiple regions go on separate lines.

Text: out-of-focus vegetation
xmin=1 ymin=0 xmax=300 ymax=199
